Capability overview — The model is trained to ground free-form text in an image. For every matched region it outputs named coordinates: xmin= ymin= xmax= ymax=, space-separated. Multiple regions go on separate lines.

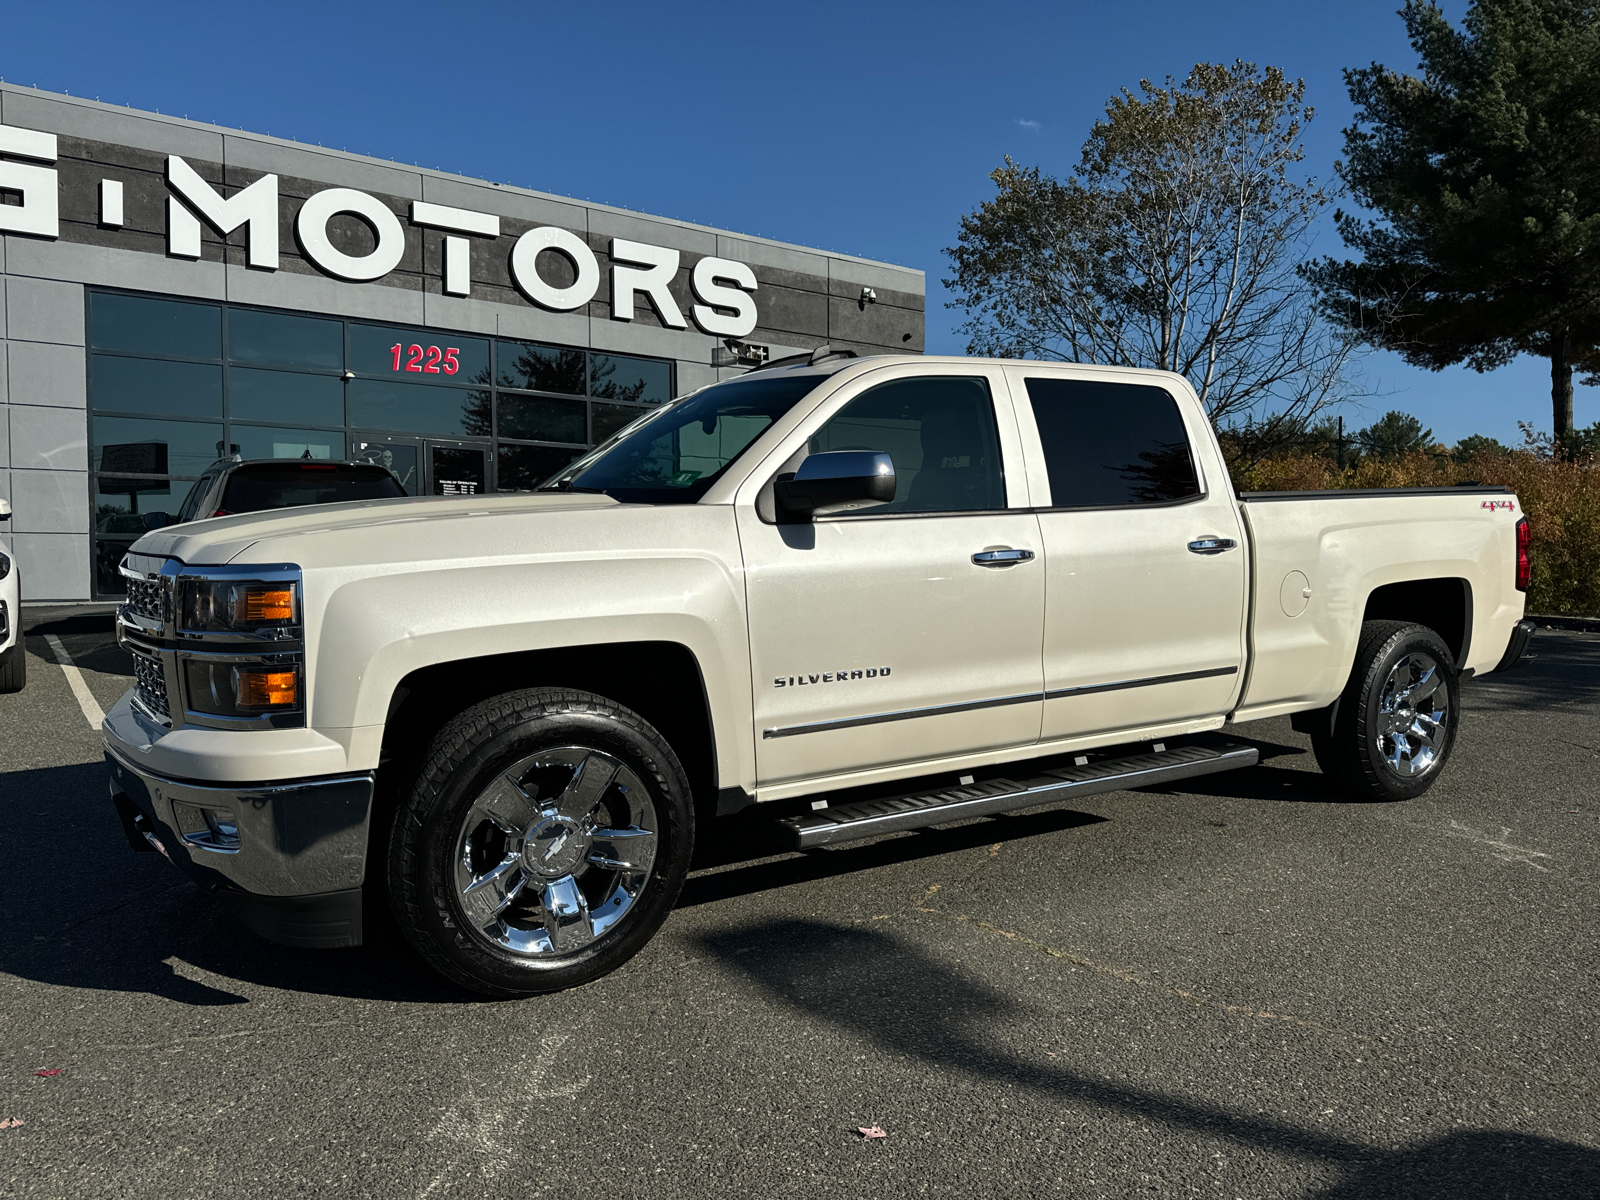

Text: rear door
xmin=735 ymin=365 xmax=1045 ymax=787
xmin=1007 ymin=368 xmax=1248 ymax=740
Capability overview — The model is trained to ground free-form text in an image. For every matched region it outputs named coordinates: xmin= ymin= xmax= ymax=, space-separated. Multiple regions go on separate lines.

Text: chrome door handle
xmin=1188 ymin=537 xmax=1237 ymax=555
xmin=972 ymin=548 xmax=1035 ymax=566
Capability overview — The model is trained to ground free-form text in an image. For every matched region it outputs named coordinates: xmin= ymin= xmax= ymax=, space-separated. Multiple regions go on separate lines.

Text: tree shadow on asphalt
xmin=701 ymin=918 xmax=1600 ymax=1199
xmin=1463 ymin=630 xmax=1597 ymax=713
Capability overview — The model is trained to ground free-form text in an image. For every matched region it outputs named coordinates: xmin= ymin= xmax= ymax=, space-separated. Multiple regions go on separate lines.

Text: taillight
xmin=211 ymin=509 xmax=233 ymax=518
xmin=1515 ymin=516 xmax=1530 ymax=592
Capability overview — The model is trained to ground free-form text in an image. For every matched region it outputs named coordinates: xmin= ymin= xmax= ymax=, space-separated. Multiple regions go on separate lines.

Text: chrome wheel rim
xmin=1374 ymin=652 xmax=1450 ymax=778
xmin=453 ymin=747 xmax=658 ymax=957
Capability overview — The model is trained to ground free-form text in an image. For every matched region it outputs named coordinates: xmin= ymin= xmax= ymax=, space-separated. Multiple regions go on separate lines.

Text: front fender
xmin=307 ymin=551 xmax=754 ymax=790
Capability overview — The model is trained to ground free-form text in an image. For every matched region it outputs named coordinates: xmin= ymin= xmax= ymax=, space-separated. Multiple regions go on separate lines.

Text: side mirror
xmin=773 ymin=451 xmax=896 ymax=523
xmin=141 ymin=511 xmax=171 ymax=530
xmin=0 ymin=499 xmax=10 ymax=521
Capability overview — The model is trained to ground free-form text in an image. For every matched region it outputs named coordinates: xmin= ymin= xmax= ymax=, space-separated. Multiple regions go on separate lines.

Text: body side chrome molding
xmin=762 ymin=665 xmax=1241 ymax=739
xmin=1044 ymin=665 xmax=1238 ymax=701
xmin=762 ymin=691 xmax=1039 ymax=740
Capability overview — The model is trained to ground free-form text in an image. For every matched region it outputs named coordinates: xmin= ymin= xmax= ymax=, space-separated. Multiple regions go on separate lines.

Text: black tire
xmin=388 ymin=688 xmax=693 ymax=997
xmin=1311 ymin=620 xmax=1460 ymax=801
xmin=0 ymin=643 xmax=25 ymax=694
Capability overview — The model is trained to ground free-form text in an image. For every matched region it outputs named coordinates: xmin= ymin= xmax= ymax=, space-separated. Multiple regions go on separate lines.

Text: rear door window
xmin=809 ymin=376 xmax=1005 ymax=514
xmin=219 ymin=464 xmax=406 ymax=514
xmin=1024 ymin=378 xmax=1201 ymax=507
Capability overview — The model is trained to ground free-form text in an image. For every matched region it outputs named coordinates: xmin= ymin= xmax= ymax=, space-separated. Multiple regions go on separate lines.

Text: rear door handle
xmin=972 ymin=548 xmax=1035 ymax=566
xmin=1188 ymin=537 xmax=1237 ymax=555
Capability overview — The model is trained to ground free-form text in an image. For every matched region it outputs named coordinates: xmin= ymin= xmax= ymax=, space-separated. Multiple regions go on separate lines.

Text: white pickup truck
xmin=105 ymin=352 xmax=1535 ymax=996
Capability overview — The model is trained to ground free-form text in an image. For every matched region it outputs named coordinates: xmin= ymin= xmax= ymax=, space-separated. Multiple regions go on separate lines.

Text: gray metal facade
xmin=0 ymin=84 xmax=925 ymax=601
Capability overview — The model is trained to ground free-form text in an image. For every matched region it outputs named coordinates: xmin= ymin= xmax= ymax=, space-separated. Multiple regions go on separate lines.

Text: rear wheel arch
xmin=1291 ymin=577 xmax=1470 ymax=741
xmin=1360 ymin=577 xmax=1472 ymax=666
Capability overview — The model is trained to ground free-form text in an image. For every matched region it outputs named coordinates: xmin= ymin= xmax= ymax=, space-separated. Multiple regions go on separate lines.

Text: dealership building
xmin=0 ymin=84 xmax=925 ymax=601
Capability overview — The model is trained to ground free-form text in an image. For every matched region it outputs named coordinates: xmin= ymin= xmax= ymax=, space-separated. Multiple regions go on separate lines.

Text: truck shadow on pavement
xmin=683 ymin=806 xmax=1107 ymax=906
xmin=701 ymin=918 xmax=1600 ymax=1199
xmin=0 ymin=760 xmax=1107 ymax=1007
xmin=0 ymin=761 xmax=464 ymax=1007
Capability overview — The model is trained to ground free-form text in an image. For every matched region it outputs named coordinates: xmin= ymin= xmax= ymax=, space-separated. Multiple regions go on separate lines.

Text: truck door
xmin=736 ymin=367 xmax=1045 ymax=788
xmin=1006 ymin=370 xmax=1248 ymax=740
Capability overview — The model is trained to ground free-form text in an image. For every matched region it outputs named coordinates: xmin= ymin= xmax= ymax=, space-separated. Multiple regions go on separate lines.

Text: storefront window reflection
xmin=91 ymin=355 xmax=222 ymax=419
xmin=86 ymin=291 xmax=674 ymax=597
xmin=90 ymin=293 xmax=220 ymax=359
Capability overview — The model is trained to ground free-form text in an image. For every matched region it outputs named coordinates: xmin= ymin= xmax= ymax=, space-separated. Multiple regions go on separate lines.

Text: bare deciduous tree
xmin=945 ymin=61 xmax=1360 ymax=444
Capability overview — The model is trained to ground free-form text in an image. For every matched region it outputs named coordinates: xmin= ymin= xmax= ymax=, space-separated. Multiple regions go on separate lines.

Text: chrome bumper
xmin=105 ymin=746 xmax=374 ymax=948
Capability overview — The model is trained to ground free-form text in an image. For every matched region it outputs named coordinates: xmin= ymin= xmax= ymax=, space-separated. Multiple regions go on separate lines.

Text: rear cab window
xmin=1022 ymin=377 xmax=1201 ymax=508
xmin=219 ymin=463 xmax=406 ymax=514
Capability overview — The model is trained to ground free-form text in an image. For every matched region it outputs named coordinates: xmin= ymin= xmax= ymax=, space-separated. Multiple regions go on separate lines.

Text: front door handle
xmin=972 ymin=548 xmax=1035 ymax=567
xmin=1188 ymin=537 xmax=1237 ymax=555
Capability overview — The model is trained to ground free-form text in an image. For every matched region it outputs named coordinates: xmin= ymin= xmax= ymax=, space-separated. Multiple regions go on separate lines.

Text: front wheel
xmin=1311 ymin=620 xmax=1461 ymax=801
xmin=0 ymin=644 xmax=24 ymax=694
xmin=388 ymin=688 xmax=694 ymax=997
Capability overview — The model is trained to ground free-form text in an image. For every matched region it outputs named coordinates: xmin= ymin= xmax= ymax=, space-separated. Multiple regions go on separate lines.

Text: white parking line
xmin=43 ymin=633 xmax=107 ymax=730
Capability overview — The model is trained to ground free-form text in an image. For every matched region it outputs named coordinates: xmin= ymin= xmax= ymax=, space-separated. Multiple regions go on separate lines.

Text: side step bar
xmin=776 ymin=741 xmax=1259 ymax=850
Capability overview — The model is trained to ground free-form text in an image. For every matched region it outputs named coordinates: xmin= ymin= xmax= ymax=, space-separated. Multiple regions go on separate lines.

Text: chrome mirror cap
xmin=774 ymin=451 xmax=896 ymax=523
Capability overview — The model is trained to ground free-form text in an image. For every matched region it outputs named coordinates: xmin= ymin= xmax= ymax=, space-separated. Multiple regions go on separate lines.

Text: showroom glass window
xmin=87 ymin=290 xmax=674 ymax=597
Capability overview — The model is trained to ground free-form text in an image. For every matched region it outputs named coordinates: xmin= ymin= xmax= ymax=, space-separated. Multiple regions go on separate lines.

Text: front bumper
xmin=106 ymin=745 xmax=374 ymax=949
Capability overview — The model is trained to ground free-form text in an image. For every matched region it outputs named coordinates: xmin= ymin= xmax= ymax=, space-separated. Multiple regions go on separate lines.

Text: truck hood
xmin=132 ymin=491 xmax=623 ymax=568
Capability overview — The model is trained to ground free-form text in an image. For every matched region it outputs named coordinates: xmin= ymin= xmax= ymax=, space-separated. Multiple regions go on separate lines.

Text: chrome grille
xmin=124 ymin=576 xmax=166 ymax=623
xmin=131 ymin=651 xmax=170 ymax=720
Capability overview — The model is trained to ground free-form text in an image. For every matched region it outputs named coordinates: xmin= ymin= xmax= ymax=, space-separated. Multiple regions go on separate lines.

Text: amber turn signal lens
xmin=235 ymin=669 xmax=298 ymax=708
xmin=239 ymin=587 xmax=295 ymax=623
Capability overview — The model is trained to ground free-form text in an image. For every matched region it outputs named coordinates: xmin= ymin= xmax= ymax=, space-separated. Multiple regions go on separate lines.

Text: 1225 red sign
xmin=389 ymin=343 xmax=461 ymax=375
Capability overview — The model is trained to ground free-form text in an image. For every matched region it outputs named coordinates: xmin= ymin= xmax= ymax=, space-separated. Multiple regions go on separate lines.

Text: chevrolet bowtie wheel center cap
xmin=522 ymin=815 xmax=588 ymax=879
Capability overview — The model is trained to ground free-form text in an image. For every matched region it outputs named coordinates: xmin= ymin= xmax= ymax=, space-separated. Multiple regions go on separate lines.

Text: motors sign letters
xmin=0 ymin=121 xmax=759 ymax=336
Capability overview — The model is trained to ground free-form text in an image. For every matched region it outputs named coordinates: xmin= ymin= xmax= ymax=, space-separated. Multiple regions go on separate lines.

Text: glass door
xmin=427 ymin=441 xmax=489 ymax=496
xmin=351 ymin=435 xmax=489 ymax=495
xmin=351 ymin=436 xmax=423 ymax=495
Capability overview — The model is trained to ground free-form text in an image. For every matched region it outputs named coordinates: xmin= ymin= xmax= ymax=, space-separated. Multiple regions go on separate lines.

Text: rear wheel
xmin=388 ymin=688 xmax=693 ymax=997
xmin=1311 ymin=620 xmax=1460 ymax=801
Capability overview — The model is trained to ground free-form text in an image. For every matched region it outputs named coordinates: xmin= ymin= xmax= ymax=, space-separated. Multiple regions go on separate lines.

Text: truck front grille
xmin=131 ymin=651 xmax=171 ymax=720
xmin=124 ymin=576 xmax=166 ymax=623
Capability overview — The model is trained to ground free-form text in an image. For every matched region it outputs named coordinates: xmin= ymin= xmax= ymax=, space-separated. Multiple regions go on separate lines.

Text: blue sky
xmin=2 ymin=0 xmax=1588 ymax=445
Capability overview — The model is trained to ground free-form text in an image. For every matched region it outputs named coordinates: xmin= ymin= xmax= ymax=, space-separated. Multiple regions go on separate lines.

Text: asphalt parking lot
xmin=0 ymin=612 xmax=1596 ymax=1199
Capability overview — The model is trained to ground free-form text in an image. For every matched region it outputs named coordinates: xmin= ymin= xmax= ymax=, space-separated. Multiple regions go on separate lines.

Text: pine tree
xmin=1307 ymin=0 xmax=1600 ymax=446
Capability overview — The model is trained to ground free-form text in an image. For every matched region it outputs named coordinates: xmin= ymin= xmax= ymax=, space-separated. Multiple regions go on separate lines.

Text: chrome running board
xmin=776 ymin=741 xmax=1259 ymax=850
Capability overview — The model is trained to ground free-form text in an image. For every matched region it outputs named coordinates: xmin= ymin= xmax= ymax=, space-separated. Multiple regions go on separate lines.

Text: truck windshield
xmin=544 ymin=373 xmax=832 ymax=503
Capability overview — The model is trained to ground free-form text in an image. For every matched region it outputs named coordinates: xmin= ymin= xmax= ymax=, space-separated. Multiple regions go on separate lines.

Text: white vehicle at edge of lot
xmin=0 ymin=498 xmax=22 ymax=694
xmin=102 ymin=351 xmax=1536 ymax=996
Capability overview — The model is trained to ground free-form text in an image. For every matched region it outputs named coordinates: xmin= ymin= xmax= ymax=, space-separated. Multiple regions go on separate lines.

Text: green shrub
xmin=1225 ymin=449 xmax=1600 ymax=615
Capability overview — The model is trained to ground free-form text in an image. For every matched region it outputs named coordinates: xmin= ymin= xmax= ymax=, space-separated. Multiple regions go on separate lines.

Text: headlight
xmin=0 ymin=551 xmax=10 ymax=581
xmin=170 ymin=566 xmax=306 ymax=727
xmin=180 ymin=577 xmax=300 ymax=635
xmin=182 ymin=659 xmax=303 ymax=719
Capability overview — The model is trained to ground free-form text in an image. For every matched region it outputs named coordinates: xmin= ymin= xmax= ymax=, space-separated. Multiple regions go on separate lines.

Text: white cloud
xmin=1015 ymin=118 xmax=1042 ymax=131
